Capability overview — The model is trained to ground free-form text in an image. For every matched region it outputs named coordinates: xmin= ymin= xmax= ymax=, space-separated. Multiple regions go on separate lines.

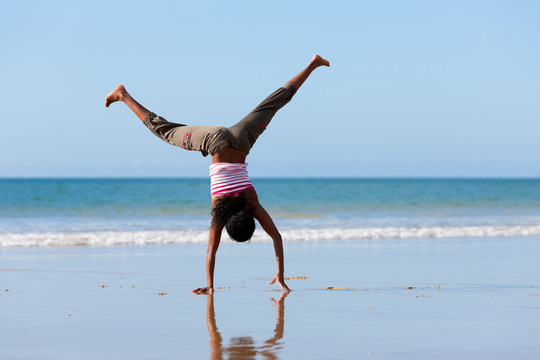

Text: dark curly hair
xmin=211 ymin=193 xmax=255 ymax=243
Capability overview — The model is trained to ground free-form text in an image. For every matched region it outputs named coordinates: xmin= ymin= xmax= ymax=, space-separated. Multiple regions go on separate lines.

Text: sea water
xmin=1 ymin=178 xmax=539 ymax=247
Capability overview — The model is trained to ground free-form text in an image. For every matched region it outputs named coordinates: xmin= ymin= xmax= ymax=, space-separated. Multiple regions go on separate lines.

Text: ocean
xmin=1 ymin=178 xmax=539 ymax=247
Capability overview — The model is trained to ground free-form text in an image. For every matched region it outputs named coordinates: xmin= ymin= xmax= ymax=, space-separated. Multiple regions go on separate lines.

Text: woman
xmin=105 ymin=54 xmax=330 ymax=294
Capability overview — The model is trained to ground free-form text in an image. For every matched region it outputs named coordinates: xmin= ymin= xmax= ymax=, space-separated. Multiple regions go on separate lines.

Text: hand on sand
xmin=269 ymin=273 xmax=291 ymax=293
xmin=192 ymin=287 xmax=214 ymax=294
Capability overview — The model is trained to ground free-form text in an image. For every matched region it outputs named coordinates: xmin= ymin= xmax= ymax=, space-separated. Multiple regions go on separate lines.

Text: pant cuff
xmin=143 ymin=112 xmax=156 ymax=126
xmin=282 ymin=82 xmax=297 ymax=94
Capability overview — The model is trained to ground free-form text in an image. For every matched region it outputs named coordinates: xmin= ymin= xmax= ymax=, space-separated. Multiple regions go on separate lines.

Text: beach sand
xmin=1 ymin=237 xmax=539 ymax=359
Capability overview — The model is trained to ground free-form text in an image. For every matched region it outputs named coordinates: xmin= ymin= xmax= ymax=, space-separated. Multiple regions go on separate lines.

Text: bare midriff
xmin=211 ymin=147 xmax=247 ymax=164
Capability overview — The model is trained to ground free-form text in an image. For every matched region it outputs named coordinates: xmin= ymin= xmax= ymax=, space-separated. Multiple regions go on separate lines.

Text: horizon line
xmin=1 ymin=176 xmax=539 ymax=180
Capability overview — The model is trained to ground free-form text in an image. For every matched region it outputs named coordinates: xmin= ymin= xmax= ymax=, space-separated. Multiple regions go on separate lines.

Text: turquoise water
xmin=1 ymin=178 xmax=540 ymax=246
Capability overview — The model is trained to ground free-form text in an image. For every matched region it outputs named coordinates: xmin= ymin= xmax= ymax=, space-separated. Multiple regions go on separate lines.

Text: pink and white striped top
xmin=209 ymin=162 xmax=254 ymax=198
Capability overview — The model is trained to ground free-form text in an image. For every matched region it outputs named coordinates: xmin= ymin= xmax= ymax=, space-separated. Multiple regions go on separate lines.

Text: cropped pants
xmin=143 ymin=83 xmax=297 ymax=157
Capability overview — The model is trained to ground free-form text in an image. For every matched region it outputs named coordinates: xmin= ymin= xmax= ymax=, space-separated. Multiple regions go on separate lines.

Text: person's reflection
xmin=206 ymin=292 xmax=288 ymax=360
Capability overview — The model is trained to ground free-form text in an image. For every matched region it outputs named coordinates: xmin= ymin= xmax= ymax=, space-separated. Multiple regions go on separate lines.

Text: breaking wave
xmin=2 ymin=224 xmax=540 ymax=247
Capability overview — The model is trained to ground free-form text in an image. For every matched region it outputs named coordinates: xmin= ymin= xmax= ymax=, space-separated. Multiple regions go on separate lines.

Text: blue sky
xmin=1 ymin=1 xmax=539 ymax=178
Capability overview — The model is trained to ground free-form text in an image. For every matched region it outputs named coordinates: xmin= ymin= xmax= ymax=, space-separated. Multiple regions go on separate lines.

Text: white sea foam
xmin=2 ymin=225 xmax=540 ymax=247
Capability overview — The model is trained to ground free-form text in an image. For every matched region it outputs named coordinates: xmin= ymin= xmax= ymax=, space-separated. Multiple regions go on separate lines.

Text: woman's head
xmin=225 ymin=209 xmax=255 ymax=242
xmin=211 ymin=193 xmax=255 ymax=242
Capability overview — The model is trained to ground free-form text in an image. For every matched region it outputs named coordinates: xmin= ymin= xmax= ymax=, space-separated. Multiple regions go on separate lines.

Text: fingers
xmin=281 ymin=285 xmax=291 ymax=293
xmin=278 ymin=280 xmax=291 ymax=293
xmin=270 ymin=275 xmax=291 ymax=293
xmin=192 ymin=287 xmax=213 ymax=294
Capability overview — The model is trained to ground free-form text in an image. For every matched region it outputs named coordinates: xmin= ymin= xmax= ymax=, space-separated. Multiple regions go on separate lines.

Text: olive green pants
xmin=143 ymin=83 xmax=296 ymax=157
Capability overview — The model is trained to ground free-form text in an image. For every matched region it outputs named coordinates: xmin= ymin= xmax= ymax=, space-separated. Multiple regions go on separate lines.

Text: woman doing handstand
xmin=105 ymin=54 xmax=330 ymax=294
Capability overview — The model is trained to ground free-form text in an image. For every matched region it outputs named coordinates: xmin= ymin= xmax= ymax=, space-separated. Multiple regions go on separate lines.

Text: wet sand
xmin=1 ymin=237 xmax=539 ymax=359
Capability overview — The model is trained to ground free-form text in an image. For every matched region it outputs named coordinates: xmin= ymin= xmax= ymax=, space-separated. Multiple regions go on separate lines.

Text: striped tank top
xmin=209 ymin=162 xmax=254 ymax=198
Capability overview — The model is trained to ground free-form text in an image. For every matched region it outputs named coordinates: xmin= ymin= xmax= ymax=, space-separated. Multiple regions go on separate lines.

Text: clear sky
xmin=1 ymin=1 xmax=539 ymax=178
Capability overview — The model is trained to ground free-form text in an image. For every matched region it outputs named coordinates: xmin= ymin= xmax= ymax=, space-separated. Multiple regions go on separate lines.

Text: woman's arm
xmin=192 ymin=225 xmax=222 ymax=294
xmin=252 ymin=203 xmax=291 ymax=293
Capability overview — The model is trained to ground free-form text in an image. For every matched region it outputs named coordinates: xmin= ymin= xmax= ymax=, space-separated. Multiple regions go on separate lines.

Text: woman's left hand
xmin=269 ymin=273 xmax=291 ymax=293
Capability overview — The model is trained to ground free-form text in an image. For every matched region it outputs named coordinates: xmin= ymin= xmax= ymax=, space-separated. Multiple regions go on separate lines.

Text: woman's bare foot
xmin=105 ymin=85 xmax=127 ymax=108
xmin=311 ymin=54 xmax=330 ymax=68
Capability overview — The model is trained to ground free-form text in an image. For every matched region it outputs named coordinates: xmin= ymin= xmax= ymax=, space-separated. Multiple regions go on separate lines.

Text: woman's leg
xmin=287 ymin=54 xmax=330 ymax=90
xmin=105 ymin=85 xmax=150 ymax=122
xmin=227 ymin=54 xmax=329 ymax=154
xmin=105 ymin=85 xmax=200 ymax=152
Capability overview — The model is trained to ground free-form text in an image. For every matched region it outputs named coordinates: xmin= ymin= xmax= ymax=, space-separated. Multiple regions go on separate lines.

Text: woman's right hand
xmin=192 ymin=287 xmax=214 ymax=294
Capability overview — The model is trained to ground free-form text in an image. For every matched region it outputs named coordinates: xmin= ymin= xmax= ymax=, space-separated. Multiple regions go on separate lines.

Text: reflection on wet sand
xmin=206 ymin=292 xmax=288 ymax=360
